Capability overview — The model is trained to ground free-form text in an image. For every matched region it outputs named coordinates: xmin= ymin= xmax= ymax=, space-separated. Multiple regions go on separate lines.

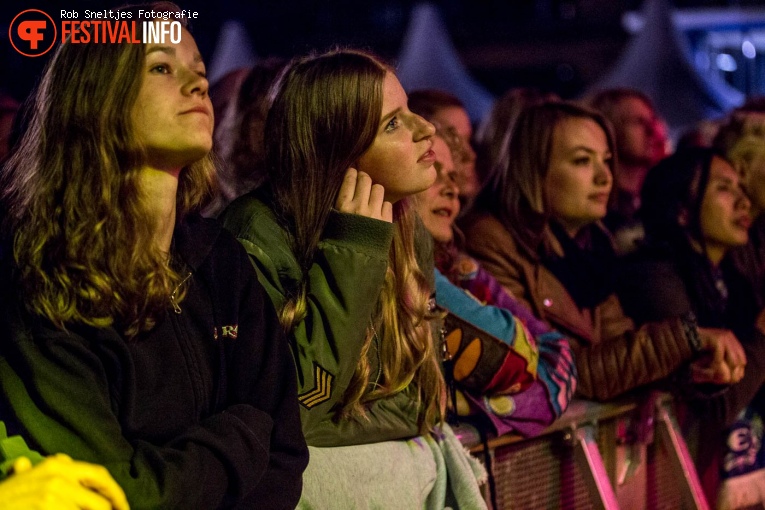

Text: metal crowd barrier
xmin=454 ymin=393 xmax=708 ymax=509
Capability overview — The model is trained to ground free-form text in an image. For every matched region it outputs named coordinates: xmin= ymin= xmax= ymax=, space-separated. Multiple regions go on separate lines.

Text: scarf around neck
xmin=541 ymin=221 xmax=617 ymax=310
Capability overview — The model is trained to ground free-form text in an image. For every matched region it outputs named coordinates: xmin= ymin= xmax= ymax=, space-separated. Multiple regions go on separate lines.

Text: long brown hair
xmin=265 ymin=49 xmax=444 ymax=430
xmin=1 ymin=2 xmax=215 ymax=337
xmin=473 ymin=101 xmax=615 ymax=257
xmin=475 ymin=87 xmax=559 ymax=186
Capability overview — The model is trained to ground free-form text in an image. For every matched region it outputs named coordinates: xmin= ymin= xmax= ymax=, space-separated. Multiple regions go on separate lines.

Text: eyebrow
xmin=146 ymin=46 xmax=174 ymax=57
xmin=146 ymin=46 xmax=204 ymax=64
xmin=570 ymin=145 xmax=612 ymax=157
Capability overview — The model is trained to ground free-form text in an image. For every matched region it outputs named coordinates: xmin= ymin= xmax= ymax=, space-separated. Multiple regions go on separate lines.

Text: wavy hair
xmin=472 ymin=101 xmax=615 ymax=257
xmin=265 ymin=49 xmax=444 ymax=430
xmin=1 ymin=2 xmax=215 ymax=337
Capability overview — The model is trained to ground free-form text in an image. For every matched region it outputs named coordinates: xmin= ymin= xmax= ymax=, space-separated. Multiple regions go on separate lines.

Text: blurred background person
xmin=619 ymin=148 xmax=765 ymax=507
xmin=408 ymin=89 xmax=481 ymax=208
xmin=589 ymin=88 xmax=669 ymax=255
xmin=676 ymin=118 xmax=724 ymax=152
xmin=204 ymin=59 xmax=286 ymax=217
xmin=714 ymin=109 xmax=765 ymax=308
xmin=0 ymin=92 xmax=18 ymax=164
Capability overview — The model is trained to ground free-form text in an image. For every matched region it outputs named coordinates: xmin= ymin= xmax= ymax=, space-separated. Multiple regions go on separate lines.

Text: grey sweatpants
xmin=298 ymin=437 xmax=438 ymax=509
xmin=297 ymin=426 xmax=487 ymax=510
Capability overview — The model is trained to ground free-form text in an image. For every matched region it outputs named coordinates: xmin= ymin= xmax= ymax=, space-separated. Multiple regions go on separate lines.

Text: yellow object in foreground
xmin=0 ymin=454 xmax=130 ymax=510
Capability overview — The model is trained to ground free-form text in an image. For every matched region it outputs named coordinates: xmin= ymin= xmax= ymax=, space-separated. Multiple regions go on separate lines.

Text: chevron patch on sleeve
xmin=298 ymin=363 xmax=334 ymax=409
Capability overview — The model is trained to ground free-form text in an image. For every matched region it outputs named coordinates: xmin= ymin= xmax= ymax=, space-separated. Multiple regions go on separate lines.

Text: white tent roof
xmin=591 ymin=0 xmax=744 ymax=129
xmin=397 ymin=3 xmax=494 ymax=122
xmin=208 ymin=20 xmax=258 ymax=85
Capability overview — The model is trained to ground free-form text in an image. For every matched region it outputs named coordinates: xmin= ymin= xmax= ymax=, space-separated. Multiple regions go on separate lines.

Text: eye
xmin=384 ymin=116 xmax=399 ymax=133
xmin=717 ymin=183 xmax=733 ymax=193
xmin=573 ymin=156 xmax=590 ymax=166
xmin=150 ymin=63 xmax=171 ymax=74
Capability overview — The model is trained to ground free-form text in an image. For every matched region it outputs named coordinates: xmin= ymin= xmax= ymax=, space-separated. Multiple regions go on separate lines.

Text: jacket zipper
xmin=170 ymin=272 xmax=192 ymax=314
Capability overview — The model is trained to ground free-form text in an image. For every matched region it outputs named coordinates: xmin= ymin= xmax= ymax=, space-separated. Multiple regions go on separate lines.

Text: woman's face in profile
xmin=356 ymin=72 xmax=437 ymax=203
xmin=698 ymin=156 xmax=751 ymax=251
xmin=544 ymin=117 xmax=613 ymax=236
xmin=132 ymin=26 xmax=213 ymax=171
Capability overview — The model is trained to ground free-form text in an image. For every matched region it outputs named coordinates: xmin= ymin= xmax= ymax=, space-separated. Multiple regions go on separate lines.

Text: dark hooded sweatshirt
xmin=0 ymin=215 xmax=308 ymax=509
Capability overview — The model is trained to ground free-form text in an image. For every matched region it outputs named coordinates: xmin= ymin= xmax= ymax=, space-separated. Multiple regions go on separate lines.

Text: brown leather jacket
xmin=463 ymin=212 xmax=695 ymax=401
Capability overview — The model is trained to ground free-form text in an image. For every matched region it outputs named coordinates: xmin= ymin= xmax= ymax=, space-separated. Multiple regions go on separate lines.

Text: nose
xmin=736 ymin=188 xmax=751 ymax=211
xmin=440 ymin=173 xmax=459 ymax=199
xmin=414 ymin=114 xmax=436 ymax=141
xmin=594 ymin=158 xmax=612 ymax=187
xmin=181 ymin=68 xmax=209 ymax=98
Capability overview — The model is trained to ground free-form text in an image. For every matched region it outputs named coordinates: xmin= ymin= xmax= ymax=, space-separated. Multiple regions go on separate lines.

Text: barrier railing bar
xmin=572 ymin=425 xmax=621 ymax=510
xmin=655 ymin=402 xmax=710 ymax=510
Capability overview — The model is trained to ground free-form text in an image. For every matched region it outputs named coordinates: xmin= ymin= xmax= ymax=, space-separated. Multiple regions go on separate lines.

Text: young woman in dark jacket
xmin=0 ymin=4 xmax=307 ymax=508
xmin=618 ymin=147 xmax=765 ymax=506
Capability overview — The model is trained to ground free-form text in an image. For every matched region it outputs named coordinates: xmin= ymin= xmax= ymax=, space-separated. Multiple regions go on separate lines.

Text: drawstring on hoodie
xmin=170 ymin=272 xmax=192 ymax=314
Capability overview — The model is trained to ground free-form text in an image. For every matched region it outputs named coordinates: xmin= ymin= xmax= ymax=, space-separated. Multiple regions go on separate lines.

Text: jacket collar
xmin=174 ymin=214 xmax=221 ymax=271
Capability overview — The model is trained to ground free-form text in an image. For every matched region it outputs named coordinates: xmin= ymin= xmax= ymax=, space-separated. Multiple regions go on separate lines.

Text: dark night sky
xmin=0 ymin=0 xmax=631 ymax=102
xmin=1 ymin=0 xmax=761 ymax=103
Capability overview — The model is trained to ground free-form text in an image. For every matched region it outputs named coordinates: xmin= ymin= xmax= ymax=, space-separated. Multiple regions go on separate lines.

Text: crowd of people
xmin=0 ymin=1 xmax=764 ymax=508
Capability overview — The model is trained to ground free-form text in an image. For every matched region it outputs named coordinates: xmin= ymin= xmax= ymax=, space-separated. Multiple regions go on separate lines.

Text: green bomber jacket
xmin=221 ymin=191 xmax=428 ymax=447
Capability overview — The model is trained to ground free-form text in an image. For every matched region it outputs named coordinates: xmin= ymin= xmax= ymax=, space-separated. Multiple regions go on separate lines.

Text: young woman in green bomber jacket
xmin=221 ymin=49 xmax=487 ymax=508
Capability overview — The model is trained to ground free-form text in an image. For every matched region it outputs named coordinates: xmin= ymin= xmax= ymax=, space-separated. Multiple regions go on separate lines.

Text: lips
xmin=432 ymin=207 xmax=453 ymax=218
xmin=180 ymin=105 xmax=211 ymax=117
xmin=588 ymin=192 xmax=610 ymax=202
xmin=734 ymin=215 xmax=752 ymax=230
xmin=430 ymin=196 xmax=460 ymax=220
xmin=418 ymin=142 xmax=435 ymax=164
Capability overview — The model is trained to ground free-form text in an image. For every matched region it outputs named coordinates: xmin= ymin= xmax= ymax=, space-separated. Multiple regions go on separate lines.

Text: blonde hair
xmin=265 ymin=49 xmax=445 ymax=430
xmin=714 ymin=110 xmax=765 ymax=182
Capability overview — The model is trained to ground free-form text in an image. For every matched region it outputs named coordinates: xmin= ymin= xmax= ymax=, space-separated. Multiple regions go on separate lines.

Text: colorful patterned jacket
xmin=436 ymin=254 xmax=577 ymax=437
